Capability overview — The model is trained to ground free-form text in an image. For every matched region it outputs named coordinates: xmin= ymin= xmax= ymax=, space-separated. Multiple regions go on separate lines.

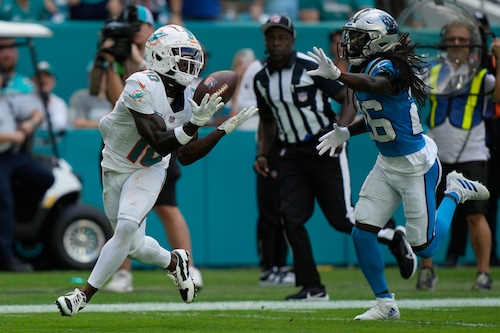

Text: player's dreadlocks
xmin=352 ymin=32 xmax=429 ymax=106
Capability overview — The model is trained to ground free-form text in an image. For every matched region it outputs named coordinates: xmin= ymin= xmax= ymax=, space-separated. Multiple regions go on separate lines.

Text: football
xmin=193 ymin=70 xmax=238 ymax=105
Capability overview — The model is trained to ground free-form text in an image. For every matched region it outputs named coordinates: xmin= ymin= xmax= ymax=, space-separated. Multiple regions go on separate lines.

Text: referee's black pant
xmin=279 ymin=141 xmax=354 ymax=288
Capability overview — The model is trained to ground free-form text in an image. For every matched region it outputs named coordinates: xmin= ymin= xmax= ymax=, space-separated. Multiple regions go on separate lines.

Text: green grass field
xmin=1 ymin=265 xmax=499 ymax=332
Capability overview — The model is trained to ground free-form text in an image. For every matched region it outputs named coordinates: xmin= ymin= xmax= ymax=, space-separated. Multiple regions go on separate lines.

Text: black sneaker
xmin=416 ymin=266 xmax=438 ymax=291
xmin=0 ymin=257 xmax=33 ymax=272
xmin=285 ymin=285 xmax=329 ymax=301
xmin=389 ymin=226 xmax=417 ymax=279
xmin=471 ymin=272 xmax=492 ymax=291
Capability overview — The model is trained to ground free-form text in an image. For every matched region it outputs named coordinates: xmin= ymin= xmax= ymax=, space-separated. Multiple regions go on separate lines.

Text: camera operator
xmin=90 ymin=4 xmax=155 ymax=102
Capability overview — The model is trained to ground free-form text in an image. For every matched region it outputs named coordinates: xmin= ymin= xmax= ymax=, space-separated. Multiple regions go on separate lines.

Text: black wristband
xmin=255 ymin=154 xmax=267 ymax=161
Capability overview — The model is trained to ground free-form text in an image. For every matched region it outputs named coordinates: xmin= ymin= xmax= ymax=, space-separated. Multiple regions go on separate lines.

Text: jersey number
xmin=127 ymin=138 xmax=162 ymax=167
xmin=358 ymin=99 xmax=396 ymax=143
xmin=358 ymin=99 xmax=422 ymax=143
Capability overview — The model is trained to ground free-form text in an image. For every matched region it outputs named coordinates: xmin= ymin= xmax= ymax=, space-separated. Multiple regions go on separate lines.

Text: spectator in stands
xmin=130 ymin=0 xmax=163 ymax=21
xmin=299 ymin=0 xmax=374 ymax=22
xmin=68 ymin=0 xmax=108 ymax=20
xmin=0 ymin=0 xmax=60 ymax=21
xmin=249 ymin=0 xmax=299 ymax=21
xmin=167 ymin=0 xmax=222 ymax=26
xmin=106 ymin=0 xmax=125 ymax=19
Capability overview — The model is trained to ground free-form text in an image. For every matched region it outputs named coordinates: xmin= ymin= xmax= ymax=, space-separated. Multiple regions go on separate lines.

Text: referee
xmin=253 ymin=15 xmax=357 ymax=301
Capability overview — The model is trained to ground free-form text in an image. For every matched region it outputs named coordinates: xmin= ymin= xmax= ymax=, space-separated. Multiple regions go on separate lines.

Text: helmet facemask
xmin=166 ymin=46 xmax=204 ymax=86
xmin=341 ymin=28 xmax=372 ymax=65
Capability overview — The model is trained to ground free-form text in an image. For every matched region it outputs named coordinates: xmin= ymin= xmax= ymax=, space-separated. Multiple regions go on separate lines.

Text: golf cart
xmin=1 ymin=21 xmax=113 ymax=270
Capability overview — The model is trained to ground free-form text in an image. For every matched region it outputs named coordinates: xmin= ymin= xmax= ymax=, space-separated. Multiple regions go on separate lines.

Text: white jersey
xmin=99 ymin=70 xmax=193 ymax=173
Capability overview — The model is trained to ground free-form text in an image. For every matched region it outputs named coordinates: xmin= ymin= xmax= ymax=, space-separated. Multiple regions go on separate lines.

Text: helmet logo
xmin=184 ymin=28 xmax=197 ymax=41
xmin=148 ymin=31 xmax=169 ymax=46
xmin=380 ymin=14 xmax=399 ymax=35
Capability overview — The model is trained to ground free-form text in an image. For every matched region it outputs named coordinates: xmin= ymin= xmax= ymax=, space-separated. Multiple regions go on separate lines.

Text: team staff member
xmin=253 ymin=15 xmax=416 ymax=301
xmin=418 ymin=19 xmax=498 ymax=291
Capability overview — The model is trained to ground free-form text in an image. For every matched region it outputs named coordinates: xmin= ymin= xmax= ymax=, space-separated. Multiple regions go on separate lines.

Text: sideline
xmin=2 ymin=298 xmax=500 ymax=314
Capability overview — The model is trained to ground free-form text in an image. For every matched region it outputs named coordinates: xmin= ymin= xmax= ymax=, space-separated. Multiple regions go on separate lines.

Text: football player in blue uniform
xmin=307 ymin=8 xmax=491 ymax=320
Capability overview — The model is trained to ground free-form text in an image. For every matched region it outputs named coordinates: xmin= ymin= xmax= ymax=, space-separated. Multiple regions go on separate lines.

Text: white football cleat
xmin=169 ymin=249 xmax=196 ymax=303
xmin=445 ymin=171 xmax=489 ymax=204
xmin=55 ymin=288 xmax=87 ymax=316
xmin=354 ymin=293 xmax=400 ymax=320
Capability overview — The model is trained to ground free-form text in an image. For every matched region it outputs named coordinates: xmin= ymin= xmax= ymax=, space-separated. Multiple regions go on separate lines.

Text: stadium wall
xmin=27 ymin=21 xmax=500 ymax=268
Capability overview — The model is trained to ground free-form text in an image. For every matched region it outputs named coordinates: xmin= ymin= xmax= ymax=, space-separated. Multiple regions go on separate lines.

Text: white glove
xmin=306 ymin=47 xmax=341 ymax=80
xmin=218 ymin=106 xmax=258 ymax=134
xmin=188 ymin=93 xmax=224 ymax=126
xmin=316 ymin=123 xmax=350 ymax=157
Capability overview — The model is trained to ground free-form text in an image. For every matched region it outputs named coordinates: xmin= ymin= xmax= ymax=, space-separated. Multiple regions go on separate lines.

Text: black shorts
xmin=155 ymin=153 xmax=181 ymax=206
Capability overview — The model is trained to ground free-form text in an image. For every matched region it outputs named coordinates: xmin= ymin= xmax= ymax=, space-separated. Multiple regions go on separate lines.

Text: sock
xmin=352 ymin=227 xmax=390 ymax=298
xmin=130 ymin=236 xmax=171 ymax=268
xmin=415 ymin=196 xmax=457 ymax=258
xmin=376 ymin=228 xmax=395 ymax=245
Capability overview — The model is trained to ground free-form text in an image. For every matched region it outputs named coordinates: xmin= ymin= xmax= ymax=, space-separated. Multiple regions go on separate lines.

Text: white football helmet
xmin=340 ymin=8 xmax=400 ymax=66
xmin=145 ymin=24 xmax=204 ymax=86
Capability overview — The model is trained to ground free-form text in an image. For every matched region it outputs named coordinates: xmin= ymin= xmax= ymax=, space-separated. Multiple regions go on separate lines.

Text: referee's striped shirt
xmin=254 ymin=51 xmax=346 ymax=144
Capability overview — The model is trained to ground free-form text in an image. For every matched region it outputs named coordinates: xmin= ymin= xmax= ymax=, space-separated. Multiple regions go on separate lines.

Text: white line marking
xmin=2 ymin=298 xmax=500 ymax=314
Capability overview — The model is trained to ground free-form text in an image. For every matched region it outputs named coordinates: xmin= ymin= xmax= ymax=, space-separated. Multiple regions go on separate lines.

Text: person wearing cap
xmin=254 ymin=15 xmax=419 ymax=301
xmin=0 ymin=38 xmax=34 ymax=96
xmin=24 ymin=61 xmax=69 ymax=134
xmin=96 ymin=4 xmax=156 ymax=103
xmin=254 ymin=15 xmax=355 ymax=301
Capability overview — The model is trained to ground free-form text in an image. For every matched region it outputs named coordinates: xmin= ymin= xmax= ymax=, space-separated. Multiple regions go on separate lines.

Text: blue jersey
xmin=353 ymin=58 xmax=425 ymax=157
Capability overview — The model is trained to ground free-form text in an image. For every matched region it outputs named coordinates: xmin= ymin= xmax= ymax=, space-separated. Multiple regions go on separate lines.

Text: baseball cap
xmin=135 ymin=5 xmax=154 ymax=26
xmin=261 ymin=15 xmax=296 ymax=37
xmin=36 ymin=61 xmax=55 ymax=76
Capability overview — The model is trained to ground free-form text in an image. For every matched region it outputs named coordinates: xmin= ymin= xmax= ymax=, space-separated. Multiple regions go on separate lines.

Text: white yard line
xmin=1 ymin=298 xmax=500 ymax=314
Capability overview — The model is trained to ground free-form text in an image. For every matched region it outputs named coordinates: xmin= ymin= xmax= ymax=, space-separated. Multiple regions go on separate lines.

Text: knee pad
xmin=113 ymin=219 xmax=140 ymax=250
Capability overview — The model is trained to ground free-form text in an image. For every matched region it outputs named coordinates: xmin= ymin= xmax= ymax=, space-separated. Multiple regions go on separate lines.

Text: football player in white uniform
xmin=55 ymin=24 xmax=257 ymax=316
